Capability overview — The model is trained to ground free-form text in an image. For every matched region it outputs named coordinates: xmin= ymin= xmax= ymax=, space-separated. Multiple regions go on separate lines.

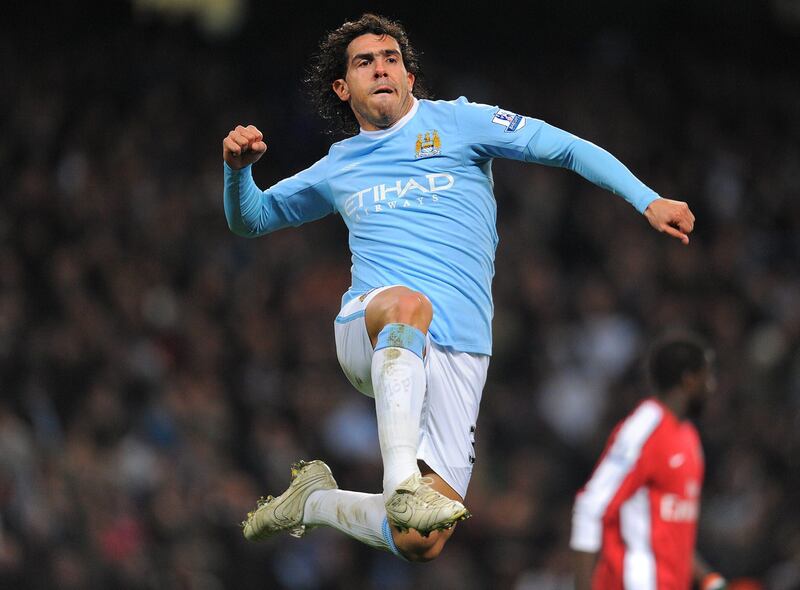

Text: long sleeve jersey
xmin=224 ymin=97 xmax=660 ymax=355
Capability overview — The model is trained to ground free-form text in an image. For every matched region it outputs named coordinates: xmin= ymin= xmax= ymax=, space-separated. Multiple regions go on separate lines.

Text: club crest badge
xmin=492 ymin=109 xmax=526 ymax=132
xmin=415 ymin=130 xmax=441 ymax=158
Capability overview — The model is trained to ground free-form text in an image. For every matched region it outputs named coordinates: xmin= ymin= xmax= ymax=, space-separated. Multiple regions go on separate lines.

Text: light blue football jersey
xmin=224 ymin=97 xmax=659 ymax=355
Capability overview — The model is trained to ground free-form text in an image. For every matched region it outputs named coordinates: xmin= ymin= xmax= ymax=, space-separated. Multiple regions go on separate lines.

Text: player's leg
xmin=242 ymin=287 xmax=414 ymax=557
xmin=241 ymin=459 xmax=402 ymax=555
xmin=364 ymin=286 xmax=432 ymax=496
xmin=389 ymin=343 xmax=488 ymax=560
xmin=364 ymin=287 xmax=469 ymax=537
xmin=241 ymin=287 xmax=468 ymax=559
xmin=239 ymin=460 xmax=458 ymax=560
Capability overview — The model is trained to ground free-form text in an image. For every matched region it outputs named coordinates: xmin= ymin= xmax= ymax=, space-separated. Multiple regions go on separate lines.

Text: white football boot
xmin=242 ymin=460 xmax=337 ymax=541
xmin=385 ymin=473 xmax=471 ymax=536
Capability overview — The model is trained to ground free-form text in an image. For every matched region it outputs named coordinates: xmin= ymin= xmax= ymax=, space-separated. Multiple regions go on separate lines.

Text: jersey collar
xmin=358 ymin=97 xmax=419 ymax=140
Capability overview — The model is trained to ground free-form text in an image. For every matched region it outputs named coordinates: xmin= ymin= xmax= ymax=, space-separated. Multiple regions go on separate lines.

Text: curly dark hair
xmin=306 ymin=13 xmax=432 ymax=136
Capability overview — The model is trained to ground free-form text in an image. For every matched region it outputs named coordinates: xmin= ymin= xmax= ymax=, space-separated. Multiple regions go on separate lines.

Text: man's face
xmin=332 ymin=34 xmax=415 ymax=131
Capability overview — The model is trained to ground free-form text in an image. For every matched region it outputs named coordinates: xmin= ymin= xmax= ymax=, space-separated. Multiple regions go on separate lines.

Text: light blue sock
xmin=374 ymin=323 xmax=425 ymax=359
xmin=382 ymin=516 xmax=408 ymax=561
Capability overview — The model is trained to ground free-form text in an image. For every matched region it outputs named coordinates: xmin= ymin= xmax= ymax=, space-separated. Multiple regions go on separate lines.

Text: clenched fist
xmin=644 ymin=198 xmax=696 ymax=245
xmin=223 ymin=125 xmax=267 ymax=170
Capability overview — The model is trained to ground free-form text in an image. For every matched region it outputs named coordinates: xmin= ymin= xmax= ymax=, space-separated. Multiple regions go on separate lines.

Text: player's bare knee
xmin=387 ymin=290 xmax=432 ymax=329
xmin=367 ymin=287 xmax=433 ymax=341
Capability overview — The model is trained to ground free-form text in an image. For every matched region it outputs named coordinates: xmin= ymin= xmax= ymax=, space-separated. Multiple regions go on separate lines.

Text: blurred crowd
xmin=1 ymin=3 xmax=799 ymax=589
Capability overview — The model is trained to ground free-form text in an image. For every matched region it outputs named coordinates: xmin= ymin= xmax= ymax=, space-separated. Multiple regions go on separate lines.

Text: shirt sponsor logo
xmin=492 ymin=109 xmax=526 ymax=133
xmin=660 ymin=479 xmax=700 ymax=523
xmin=660 ymin=494 xmax=699 ymax=522
xmin=415 ymin=129 xmax=442 ymax=158
xmin=343 ymin=173 xmax=455 ymax=221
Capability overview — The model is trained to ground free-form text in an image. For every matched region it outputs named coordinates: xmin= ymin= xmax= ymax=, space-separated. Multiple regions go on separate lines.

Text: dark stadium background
xmin=1 ymin=1 xmax=798 ymax=588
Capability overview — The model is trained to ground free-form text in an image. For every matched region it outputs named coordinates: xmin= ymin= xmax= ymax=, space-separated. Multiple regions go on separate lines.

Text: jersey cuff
xmin=636 ymin=192 xmax=661 ymax=214
xmin=570 ymin=512 xmax=602 ymax=552
xmin=223 ymin=161 xmax=253 ymax=176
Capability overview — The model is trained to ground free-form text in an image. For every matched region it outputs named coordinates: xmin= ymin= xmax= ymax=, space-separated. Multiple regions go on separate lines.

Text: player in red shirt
xmin=571 ymin=333 xmax=727 ymax=590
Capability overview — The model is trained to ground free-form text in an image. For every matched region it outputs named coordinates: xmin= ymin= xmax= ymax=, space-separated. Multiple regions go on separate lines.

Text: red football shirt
xmin=570 ymin=398 xmax=704 ymax=590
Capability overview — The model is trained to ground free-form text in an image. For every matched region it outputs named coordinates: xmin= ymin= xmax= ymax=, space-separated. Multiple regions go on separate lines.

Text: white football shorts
xmin=333 ymin=286 xmax=489 ymax=498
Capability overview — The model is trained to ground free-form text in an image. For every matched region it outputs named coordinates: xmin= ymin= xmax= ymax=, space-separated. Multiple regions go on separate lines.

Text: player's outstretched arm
xmin=517 ymin=120 xmax=696 ymax=243
xmin=222 ymin=125 xmax=334 ymax=237
xmin=643 ymin=198 xmax=695 ymax=245
xmin=223 ymin=124 xmax=267 ymax=170
xmin=222 ymin=123 xmax=271 ymax=237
